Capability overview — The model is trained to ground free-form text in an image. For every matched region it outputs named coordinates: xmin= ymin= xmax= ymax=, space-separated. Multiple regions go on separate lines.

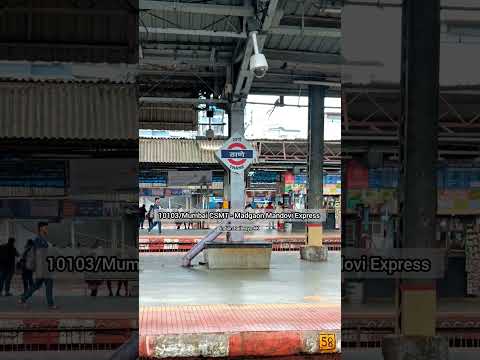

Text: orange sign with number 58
xmin=319 ymin=333 xmax=337 ymax=352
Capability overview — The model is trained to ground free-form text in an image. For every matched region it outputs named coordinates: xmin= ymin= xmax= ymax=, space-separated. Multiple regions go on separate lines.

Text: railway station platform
xmin=139 ymin=230 xmax=341 ymax=253
xmin=139 ymin=252 xmax=341 ymax=358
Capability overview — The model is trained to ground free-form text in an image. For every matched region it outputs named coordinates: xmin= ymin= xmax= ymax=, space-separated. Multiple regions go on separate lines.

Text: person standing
xmin=0 ymin=237 xmax=19 ymax=296
xmin=20 ymin=239 xmax=35 ymax=296
xmin=139 ymin=204 xmax=147 ymax=229
xmin=265 ymin=202 xmax=274 ymax=230
xmin=19 ymin=222 xmax=57 ymax=309
xmin=147 ymin=204 xmax=154 ymax=231
xmin=176 ymin=206 xmax=183 ymax=230
xmin=276 ymin=202 xmax=285 ymax=231
xmin=147 ymin=198 xmax=162 ymax=234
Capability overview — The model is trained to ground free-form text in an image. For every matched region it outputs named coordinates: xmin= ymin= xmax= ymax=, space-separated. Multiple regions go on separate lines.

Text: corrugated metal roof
xmin=266 ymin=34 xmax=340 ymax=53
xmin=0 ymin=82 xmax=138 ymax=140
xmin=140 ymin=105 xmax=197 ymax=131
xmin=140 ymin=8 xmax=242 ymax=45
xmin=140 ymin=138 xmax=223 ymax=163
xmin=266 ymin=0 xmax=341 ymax=53
xmin=0 ymin=1 xmax=138 ymax=64
xmin=140 ymin=138 xmax=341 ymax=165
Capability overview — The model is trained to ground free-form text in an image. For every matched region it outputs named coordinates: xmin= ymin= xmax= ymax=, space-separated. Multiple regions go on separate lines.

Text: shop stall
xmin=343 ymin=159 xmax=480 ymax=300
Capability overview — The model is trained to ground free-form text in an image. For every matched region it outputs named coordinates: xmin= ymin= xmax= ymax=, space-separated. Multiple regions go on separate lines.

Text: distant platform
xmin=139 ymin=230 xmax=341 ymax=252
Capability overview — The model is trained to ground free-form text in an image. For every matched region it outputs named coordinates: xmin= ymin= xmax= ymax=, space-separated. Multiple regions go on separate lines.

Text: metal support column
xmin=307 ymin=85 xmax=325 ymax=247
xmin=230 ymin=101 xmax=245 ymax=135
xmin=300 ymin=85 xmax=328 ymax=261
xmin=307 ymin=85 xmax=325 ymax=210
xmin=223 ymin=172 xmax=230 ymax=208
xmin=228 ymin=101 xmax=246 ymax=241
xmin=398 ymin=0 xmax=440 ymax=337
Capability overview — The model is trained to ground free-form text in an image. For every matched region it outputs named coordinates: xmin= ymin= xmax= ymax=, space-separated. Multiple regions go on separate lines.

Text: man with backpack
xmin=19 ymin=222 xmax=57 ymax=309
xmin=19 ymin=239 xmax=35 ymax=295
xmin=147 ymin=198 xmax=162 ymax=234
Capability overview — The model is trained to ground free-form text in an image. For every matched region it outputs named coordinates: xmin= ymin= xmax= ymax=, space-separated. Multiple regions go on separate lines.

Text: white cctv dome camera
xmin=249 ymin=31 xmax=269 ymax=78
xmin=250 ymin=53 xmax=268 ymax=78
xmin=206 ymin=128 xmax=215 ymax=141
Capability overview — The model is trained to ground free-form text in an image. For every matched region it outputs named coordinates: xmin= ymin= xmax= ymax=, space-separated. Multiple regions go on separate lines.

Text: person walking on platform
xmin=147 ymin=204 xmax=154 ymax=230
xmin=148 ymin=198 xmax=162 ymax=234
xmin=19 ymin=239 xmax=35 ymax=296
xmin=265 ymin=202 xmax=274 ymax=230
xmin=0 ymin=237 xmax=19 ymax=296
xmin=139 ymin=204 xmax=147 ymax=229
xmin=18 ymin=222 xmax=58 ymax=309
xmin=276 ymin=202 xmax=285 ymax=231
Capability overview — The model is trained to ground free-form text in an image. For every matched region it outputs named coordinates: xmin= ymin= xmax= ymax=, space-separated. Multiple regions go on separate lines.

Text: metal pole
xmin=307 ymin=85 xmax=326 ymax=211
xmin=228 ymin=102 xmax=246 ymax=241
xmin=399 ymin=0 xmax=440 ymax=336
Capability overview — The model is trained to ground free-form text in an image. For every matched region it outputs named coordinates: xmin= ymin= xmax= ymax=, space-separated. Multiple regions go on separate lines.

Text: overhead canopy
xmin=0 ymin=0 xmax=139 ymax=64
xmin=138 ymin=0 xmax=342 ymax=111
xmin=0 ymin=81 xmax=138 ymax=140
xmin=140 ymin=138 xmax=341 ymax=167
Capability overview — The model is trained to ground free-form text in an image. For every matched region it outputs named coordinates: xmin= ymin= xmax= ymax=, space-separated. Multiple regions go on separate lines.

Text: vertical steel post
xmin=303 ymin=85 xmax=326 ymax=252
xmin=307 ymin=85 xmax=326 ymax=211
xmin=228 ymin=102 xmax=246 ymax=241
xmin=399 ymin=0 xmax=440 ymax=336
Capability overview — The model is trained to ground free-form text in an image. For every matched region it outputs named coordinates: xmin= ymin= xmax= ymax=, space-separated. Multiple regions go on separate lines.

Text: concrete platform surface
xmin=140 ymin=252 xmax=341 ymax=306
xmin=141 ymin=304 xmax=340 ymax=335
xmin=140 ymin=304 xmax=340 ymax=358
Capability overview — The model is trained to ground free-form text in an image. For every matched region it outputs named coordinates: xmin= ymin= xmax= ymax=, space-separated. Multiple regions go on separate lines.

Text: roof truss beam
xmin=269 ymin=26 xmax=341 ymax=37
xmin=139 ymin=1 xmax=255 ymax=17
xmin=140 ymin=27 xmax=247 ymax=38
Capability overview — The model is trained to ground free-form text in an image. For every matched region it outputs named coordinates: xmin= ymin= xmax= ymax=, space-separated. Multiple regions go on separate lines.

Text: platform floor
xmin=140 ymin=252 xmax=341 ymax=306
xmin=140 ymin=304 xmax=340 ymax=335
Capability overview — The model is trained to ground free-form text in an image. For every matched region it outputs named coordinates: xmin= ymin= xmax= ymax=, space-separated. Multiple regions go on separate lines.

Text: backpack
xmin=19 ymin=244 xmax=36 ymax=271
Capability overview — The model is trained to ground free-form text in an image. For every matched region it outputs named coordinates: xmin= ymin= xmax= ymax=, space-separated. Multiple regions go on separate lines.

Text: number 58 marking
xmin=319 ymin=333 xmax=337 ymax=353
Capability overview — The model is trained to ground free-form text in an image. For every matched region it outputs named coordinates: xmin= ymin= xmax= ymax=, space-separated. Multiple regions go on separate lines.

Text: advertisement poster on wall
xmin=168 ymin=170 xmax=212 ymax=186
xmin=70 ymin=159 xmax=137 ymax=195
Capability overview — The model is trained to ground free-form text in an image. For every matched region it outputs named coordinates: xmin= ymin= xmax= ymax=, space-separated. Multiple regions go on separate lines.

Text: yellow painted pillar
xmin=307 ymin=224 xmax=323 ymax=247
xmin=401 ymin=283 xmax=436 ymax=336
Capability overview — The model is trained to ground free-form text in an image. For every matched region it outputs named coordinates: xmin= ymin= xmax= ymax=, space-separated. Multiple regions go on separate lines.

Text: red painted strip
xmin=307 ymin=224 xmax=323 ymax=228
xmin=139 ymin=335 xmax=149 ymax=357
xmin=229 ymin=331 xmax=303 ymax=357
xmin=95 ymin=319 xmax=133 ymax=344
xmin=400 ymin=283 xmax=436 ymax=291
xmin=23 ymin=319 xmax=60 ymax=345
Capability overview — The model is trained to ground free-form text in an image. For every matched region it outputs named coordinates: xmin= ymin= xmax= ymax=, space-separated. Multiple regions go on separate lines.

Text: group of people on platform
xmin=0 ymin=222 xmax=132 ymax=309
xmin=245 ymin=201 xmax=286 ymax=231
xmin=0 ymin=222 xmax=57 ymax=308
xmin=138 ymin=197 xmax=162 ymax=233
xmin=138 ymin=198 xmax=288 ymax=232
